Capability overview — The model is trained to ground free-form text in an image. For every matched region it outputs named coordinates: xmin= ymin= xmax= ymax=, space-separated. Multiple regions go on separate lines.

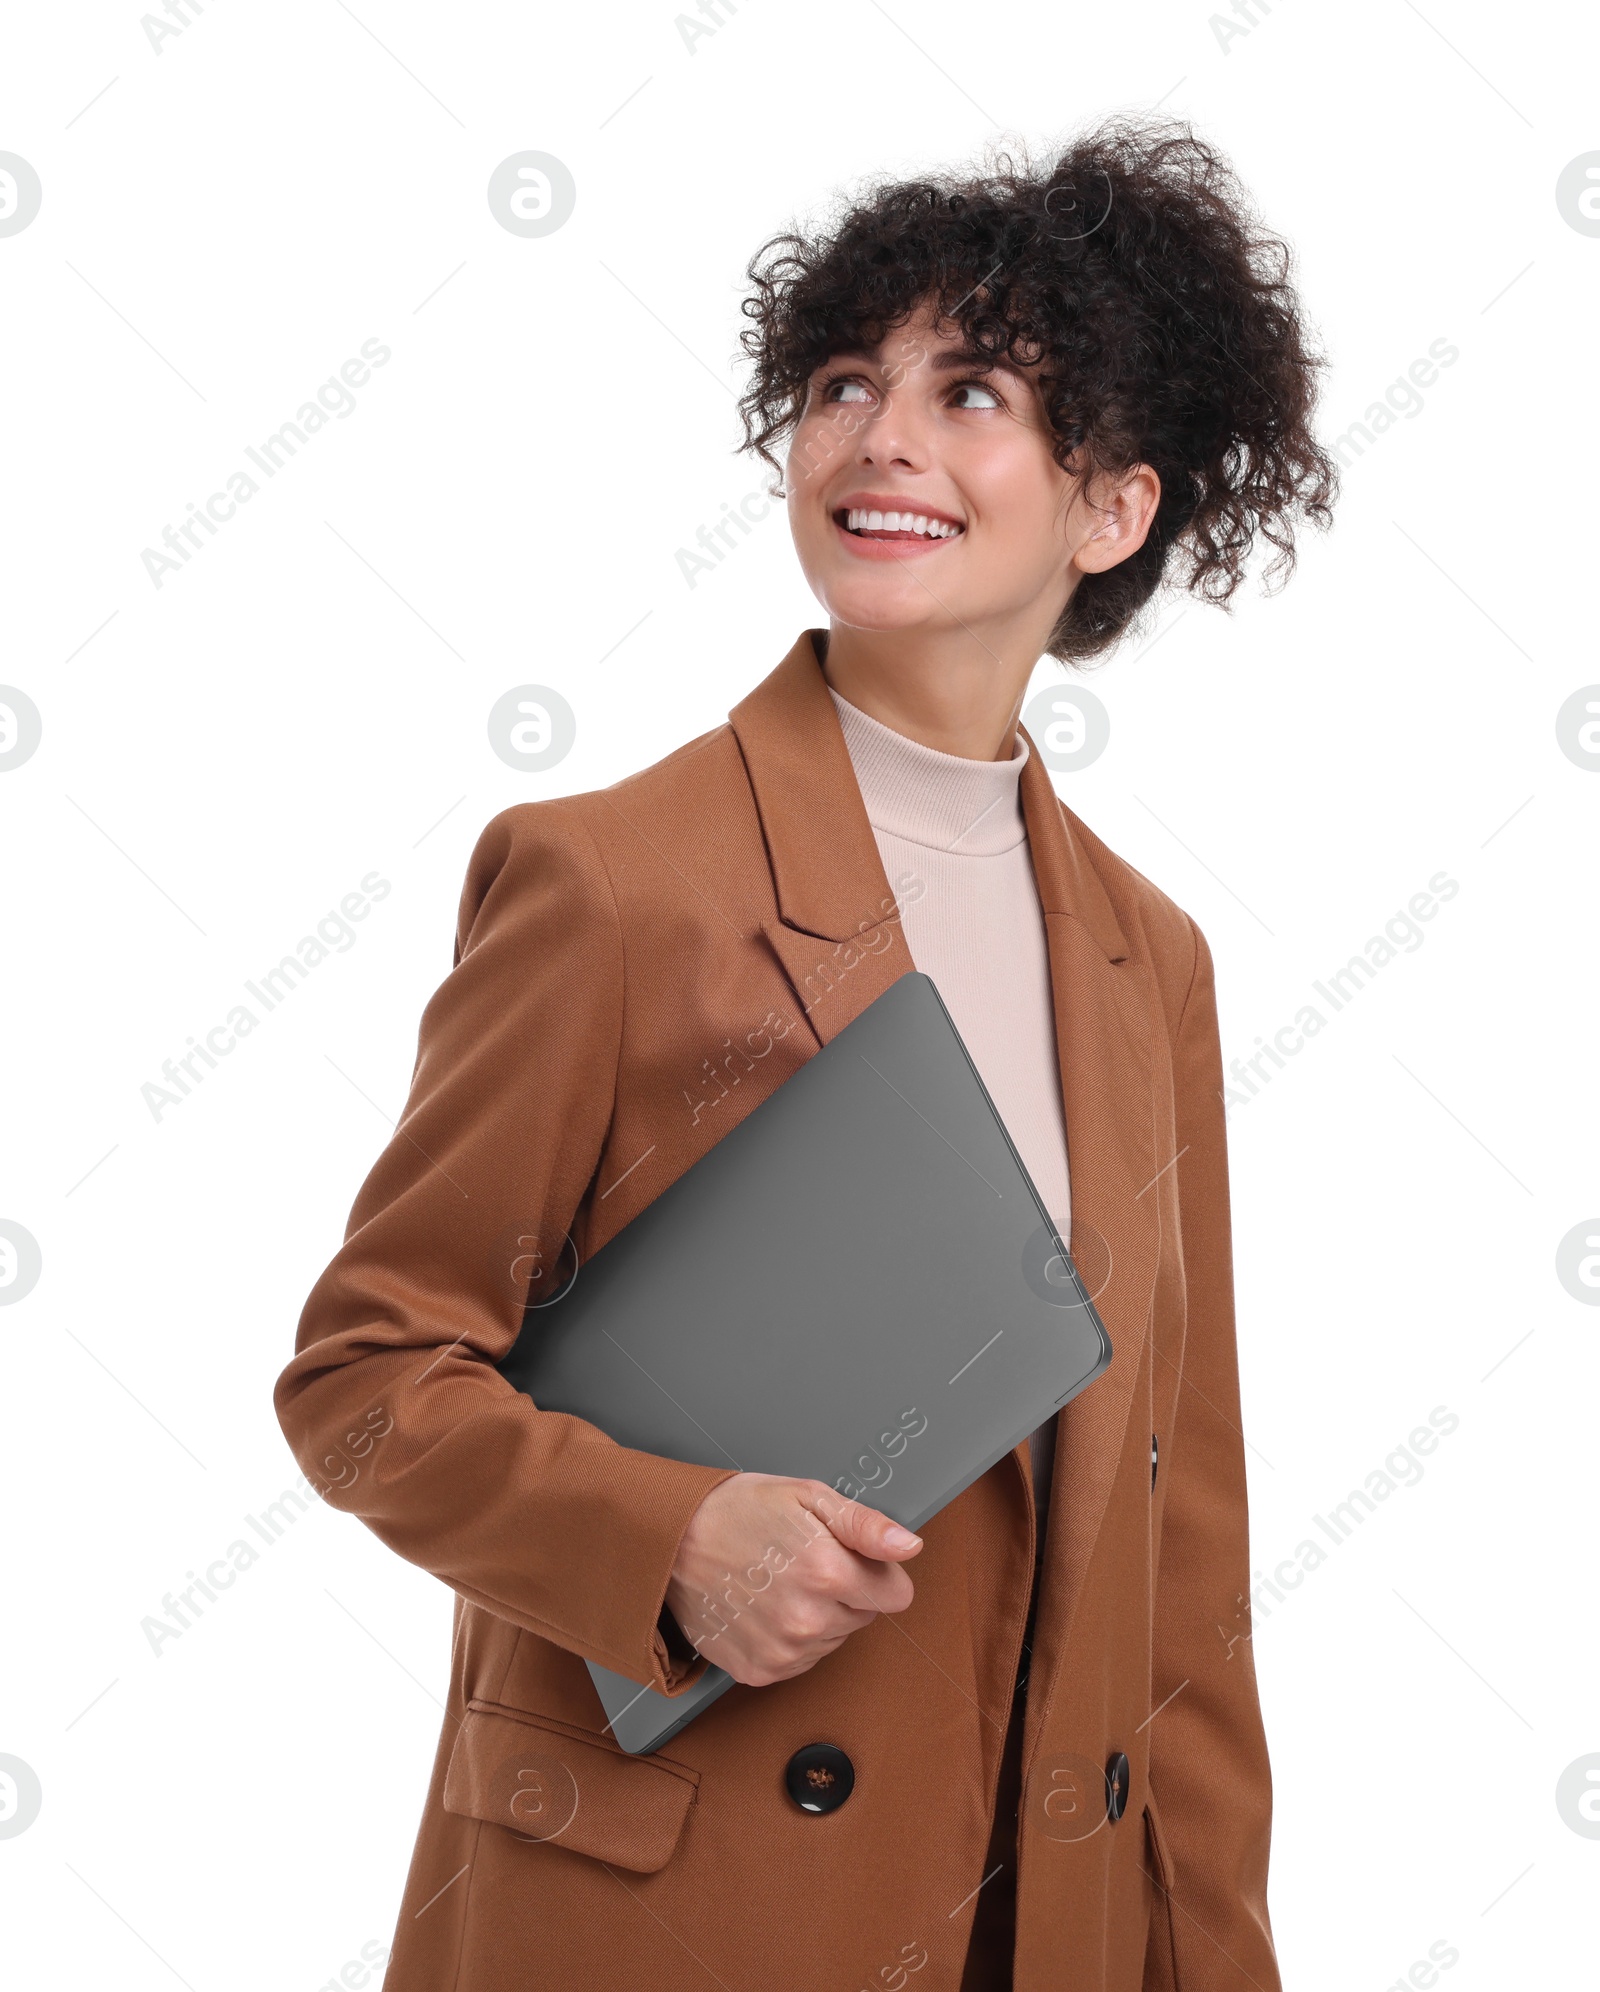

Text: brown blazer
xmin=275 ymin=629 xmax=1281 ymax=1992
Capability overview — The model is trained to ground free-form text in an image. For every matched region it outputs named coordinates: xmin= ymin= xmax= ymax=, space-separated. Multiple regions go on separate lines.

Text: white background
xmin=2 ymin=2 xmax=1597 ymax=1987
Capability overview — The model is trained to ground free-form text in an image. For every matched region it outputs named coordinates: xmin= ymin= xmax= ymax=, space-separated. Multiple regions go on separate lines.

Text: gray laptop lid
xmin=497 ymin=970 xmax=1111 ymax=1754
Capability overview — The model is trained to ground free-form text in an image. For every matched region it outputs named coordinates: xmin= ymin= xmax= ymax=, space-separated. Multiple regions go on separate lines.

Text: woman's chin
xmin=810 ymin=576 xmax=959 ymax=635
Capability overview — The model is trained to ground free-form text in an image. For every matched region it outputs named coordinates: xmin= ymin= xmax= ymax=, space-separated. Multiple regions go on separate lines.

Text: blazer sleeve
xmin=273 ymin=801 xmax=738 ymax=1697
xmin=1145 ymin=916 xmax=1282 ymax=1992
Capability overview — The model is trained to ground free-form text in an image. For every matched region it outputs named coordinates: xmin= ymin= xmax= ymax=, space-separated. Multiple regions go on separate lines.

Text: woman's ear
xmin=1069 ymin=464 xmax=1162 ymax=576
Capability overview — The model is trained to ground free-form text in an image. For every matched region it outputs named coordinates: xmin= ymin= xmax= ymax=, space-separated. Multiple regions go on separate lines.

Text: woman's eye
xmin=950 ymin=380 xmax=1000 ymax=409
xmin=824 ymin=377 xmax=873 ymax=405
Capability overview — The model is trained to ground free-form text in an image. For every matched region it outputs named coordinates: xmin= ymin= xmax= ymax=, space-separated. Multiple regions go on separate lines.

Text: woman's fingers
xmin=799 ymin=1482 xmax=923 ymax=1564
xmin=665 ymin=1472 xmax=922 ymax=1686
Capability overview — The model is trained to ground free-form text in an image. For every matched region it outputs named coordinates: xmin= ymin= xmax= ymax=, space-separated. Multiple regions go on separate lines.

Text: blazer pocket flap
xmin=443 ymin=1701 xmax=698 ymax=1874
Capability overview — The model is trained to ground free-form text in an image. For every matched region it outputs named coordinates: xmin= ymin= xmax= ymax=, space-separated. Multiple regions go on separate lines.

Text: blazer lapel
xmin=1015 ymin=741 xmax=1163 ymax=1761
xmin=728 ymin=633 xmax=1165 ymax=1739
xmin=728 ymin=630 xmax=915 ymax=1047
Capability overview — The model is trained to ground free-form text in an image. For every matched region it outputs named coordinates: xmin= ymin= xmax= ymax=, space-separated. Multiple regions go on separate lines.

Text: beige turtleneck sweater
xmin=828 ymin=685 xmax=1071 ymax=1562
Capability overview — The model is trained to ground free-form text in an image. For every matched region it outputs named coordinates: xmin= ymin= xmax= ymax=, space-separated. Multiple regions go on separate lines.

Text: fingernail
xmin=884 ymin=1524 xmax=920 ymax=1549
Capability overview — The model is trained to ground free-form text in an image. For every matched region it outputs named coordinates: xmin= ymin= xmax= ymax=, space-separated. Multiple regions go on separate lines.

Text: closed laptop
xmin=498 ymin=970 xmax=1111 ymax=1754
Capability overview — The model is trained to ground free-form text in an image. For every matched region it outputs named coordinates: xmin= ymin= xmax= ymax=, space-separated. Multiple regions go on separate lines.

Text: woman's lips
xmin=831 ymin=516 xmax=963 ymax=560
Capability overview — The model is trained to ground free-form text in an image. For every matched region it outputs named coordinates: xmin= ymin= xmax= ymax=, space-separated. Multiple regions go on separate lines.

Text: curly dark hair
xmin=735 ymin=115 xmax=1338 ymax=662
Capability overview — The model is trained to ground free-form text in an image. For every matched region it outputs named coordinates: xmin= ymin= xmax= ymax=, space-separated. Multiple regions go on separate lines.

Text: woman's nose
xmin=854 ymin=396 xmax=926 ymax=473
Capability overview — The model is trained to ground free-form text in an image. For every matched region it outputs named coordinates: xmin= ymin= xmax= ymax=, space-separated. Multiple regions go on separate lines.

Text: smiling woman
xmin=278 ymin=112 xmax=1337 ymax=1992
xmin=749 ymin=122 xmax=1338 ymax=669
xmin=776 ymin=294 xmax=1159 ymax=705
xmin=741 ymin=114 xmax=1335 ymax=671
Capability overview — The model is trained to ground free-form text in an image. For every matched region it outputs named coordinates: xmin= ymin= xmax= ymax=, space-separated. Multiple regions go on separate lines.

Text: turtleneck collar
xmin=827 ymin=684 xmax=1029 ymax=856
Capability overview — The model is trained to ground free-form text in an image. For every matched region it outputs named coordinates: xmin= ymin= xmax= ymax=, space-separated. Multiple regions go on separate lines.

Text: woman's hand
xmin=663 ymin=1472 xmax=923 ymax=1688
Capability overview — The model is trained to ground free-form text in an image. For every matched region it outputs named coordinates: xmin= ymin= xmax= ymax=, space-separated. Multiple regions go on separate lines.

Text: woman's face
xmin=784 ymin=299 xmax=1095 ymax=647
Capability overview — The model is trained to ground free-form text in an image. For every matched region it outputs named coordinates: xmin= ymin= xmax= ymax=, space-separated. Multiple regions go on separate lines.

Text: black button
xmin=785 ymin=1743 xmax=855 ymax=1814
xmin=1106 ymin=1751 xmax=1130 ymax=1823
xmin=1151 ymin=1432 xmax=1159 ymax=1490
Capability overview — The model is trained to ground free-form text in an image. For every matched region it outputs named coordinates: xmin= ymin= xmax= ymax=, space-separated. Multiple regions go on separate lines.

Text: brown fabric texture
xmin=275 ymin=630 xmax=1282 ymax=1991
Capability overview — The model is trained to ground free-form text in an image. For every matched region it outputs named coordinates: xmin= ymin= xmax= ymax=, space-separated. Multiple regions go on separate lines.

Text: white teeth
xmin=844 ymin=507 xmax=962 ymax=539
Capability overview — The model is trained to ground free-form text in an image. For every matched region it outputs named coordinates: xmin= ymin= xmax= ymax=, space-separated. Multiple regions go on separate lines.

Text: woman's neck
xmin=815 ymin=624 xmax=1034 ymax=763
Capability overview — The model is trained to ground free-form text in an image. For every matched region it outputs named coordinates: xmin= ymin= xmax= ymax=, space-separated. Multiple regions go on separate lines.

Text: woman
xmin=276 ymin=116 xmax=1335 ymax=1990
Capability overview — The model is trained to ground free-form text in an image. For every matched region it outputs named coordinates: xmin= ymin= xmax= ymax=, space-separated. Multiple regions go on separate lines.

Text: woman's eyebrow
xmin=820 ymin=346 xmax=1027 ymax=382
xmin=926 ymin=349 xmax=1024 ymax=379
